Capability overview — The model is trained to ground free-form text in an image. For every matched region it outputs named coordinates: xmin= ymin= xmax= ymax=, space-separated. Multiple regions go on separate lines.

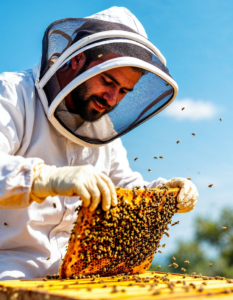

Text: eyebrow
xmin=103 ymin=72 xmax=134 ymax=92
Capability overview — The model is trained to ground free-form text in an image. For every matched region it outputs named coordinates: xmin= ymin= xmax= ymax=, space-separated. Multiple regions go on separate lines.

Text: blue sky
xmin=0 ymin=0 xmax=233 ymax=260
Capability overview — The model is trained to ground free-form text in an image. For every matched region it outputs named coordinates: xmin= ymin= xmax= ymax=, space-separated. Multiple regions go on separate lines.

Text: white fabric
xmin=0 ymin=67 xmax=165 ymax=280
xmin=159 ymin=178 xmax=199 ymax=213
xmin=86 ymin=7 xmax=148 ymax=38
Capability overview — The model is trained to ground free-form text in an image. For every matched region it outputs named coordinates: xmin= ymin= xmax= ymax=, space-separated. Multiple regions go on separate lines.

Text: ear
xmin=71 ymin=52 xmax=86 ymax=74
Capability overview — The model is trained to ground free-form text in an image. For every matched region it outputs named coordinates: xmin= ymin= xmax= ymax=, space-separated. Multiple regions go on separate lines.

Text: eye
xmin=102 ymin=76 xmax=112 ymax=85
xmin=120 ymin=88 xmax=127 ymax=95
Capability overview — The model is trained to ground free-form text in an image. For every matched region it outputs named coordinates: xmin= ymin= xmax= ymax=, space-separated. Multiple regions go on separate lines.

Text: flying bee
xmin=162 ymin=244 xmax=166 ymax=248
xmin=168 ymin=264 xmax=172 ymax=267
xmin=222 ymin=226 xmax=227 ymax=230
xmin=187 ymin=178 xmax=191 ymax=180
xmin=4 ymin=223 xmax=8 ymax=226
xmin=209 ymin=263 xmax=213 ymax=266
xmin=157 ymin=265 xmax=161 ymax=268
xmin=148 ymin=169 xmax=152 ymax=172
xmin=158 ymin=250 xmax=162 ymax=253
xmin=159 ymin=156 xmax=163 ymax=159
xmin=53 ymin=203 xmax=57 ymax=208
xmin=134 ymin=157 xmax=138 ymax=161
xmin=181 ymin=268 xmax=186 ymax=272
xmin=184 ymin=260 xmax=190 ymax=264
xmin=181 ymin=107 xmax=185 ymax=111
xmin=172 ymin=256 xmax=176 ymax=260
xmin=208 ymin=184 xmax=213 ymax=188
xmin=220 ymin=118 xmax=222 ymax=121
xmin=192 ymin=133 xmax=195 ymax=136
xmin=154 ymin=156 xmax=158 ymax=159
xmin=177 ymin=140 xmax=180 ymax=144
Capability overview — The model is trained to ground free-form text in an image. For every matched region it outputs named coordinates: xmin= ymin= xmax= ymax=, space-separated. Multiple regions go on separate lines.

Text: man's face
xmin=71 ymin=64 xmax=142 ymax=122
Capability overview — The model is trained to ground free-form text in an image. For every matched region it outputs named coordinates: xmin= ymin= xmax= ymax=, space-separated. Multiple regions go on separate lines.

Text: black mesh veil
xmin=37 ymin=18 xmax=178 ymax=147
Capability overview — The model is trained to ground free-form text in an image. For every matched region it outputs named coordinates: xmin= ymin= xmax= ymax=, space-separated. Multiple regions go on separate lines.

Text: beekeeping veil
xmin=36 ymin=7 xmax=178 ymax=147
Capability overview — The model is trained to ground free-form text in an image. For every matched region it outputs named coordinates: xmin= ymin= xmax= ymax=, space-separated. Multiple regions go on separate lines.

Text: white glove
xmin=160 ymin=177 xmax=198 ymax=213
xmin=31 ymin=164 xmax=117 ymax=211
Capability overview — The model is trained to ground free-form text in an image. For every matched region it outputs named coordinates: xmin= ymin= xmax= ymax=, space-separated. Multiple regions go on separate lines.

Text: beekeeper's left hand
xmin=160 ymin=178 xmax=198 ymax=213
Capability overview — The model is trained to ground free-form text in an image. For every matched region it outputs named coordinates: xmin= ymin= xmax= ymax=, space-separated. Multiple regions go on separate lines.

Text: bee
xmin=220 ymin=118 xmax=222 ymax=121
xmin=157 ymin=265 xmax=161 ymax=268
xmin=158 ymin=250 xmax=162 ymax=254
xmin=162 ymin=244 xmax=166 ymax=248
xmin=209 ymin=263 xmax=213 ymax=266
xmin=159 ymin=156 xmax=163 ymax=159
xmin=198 ymin=286 xmax=204 ymax=292
xmin=222 ymin=226 xmax=227 ymax=230
xmin=192 ymin=133 xmax=195 ymax=136
xmin=184 ymin=260 xmax=190 ymax=264
xmin=171 ymin=221 xmax=179 ymax=226
xmin=177 ymin=140 xmax=180 ymax=144
xmin=172 ymin=256 xmax=176 ymax=260
xmin=181 ymin=268 xmax=186 ymax=272
xmin=208 ymin=184 xmax=213 ymax=188
xmin=187 ymin=178 xmax=191 ymax=180
xmin=134 ymin=157 xmax=138 ymax=161
xmin=181 ymin=107 xmax=185 ymax=111
xmin=4 ymin=223 xmax=8 ymax=226
xmin=168 ymin=264 xmax=172 ymax=267
xmin=154 ymin=156 xmax=158 ymax=159
xmin=53 ymin=203 xmax=56 ymax=209
xmin=173 ymin=263 xmax=178 ymax=268
xmin=46 ymin=257 xmax=50 ymax=260
xmin=148 ymin=169 xmax=152 ymax=172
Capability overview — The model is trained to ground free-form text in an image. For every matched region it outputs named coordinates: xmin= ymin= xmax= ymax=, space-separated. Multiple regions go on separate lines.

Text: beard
xmin=70 ymin=81 xmax=118 ymax=122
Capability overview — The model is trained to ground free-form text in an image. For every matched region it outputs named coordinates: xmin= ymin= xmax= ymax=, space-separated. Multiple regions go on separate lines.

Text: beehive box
xmin=1 ymin=271 xmax=233 ymax=300
xmin=60 ymin=187 xmax=179 ymax=278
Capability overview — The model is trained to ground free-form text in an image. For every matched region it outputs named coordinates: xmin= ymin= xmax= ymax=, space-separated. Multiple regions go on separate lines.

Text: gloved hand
xmin=159 ymin=178 xmax=198 ymax=213
xmin=31 ymin=164 xmax=117 ymax=211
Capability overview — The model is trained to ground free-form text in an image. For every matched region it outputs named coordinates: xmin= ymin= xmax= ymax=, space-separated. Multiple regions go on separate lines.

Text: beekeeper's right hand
xmin=31 ymin=164 xmax=117 ymax=211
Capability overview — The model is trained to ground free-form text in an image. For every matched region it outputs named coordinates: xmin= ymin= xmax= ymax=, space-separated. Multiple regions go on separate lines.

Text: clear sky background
xmin=0 ymin=0 xmax=233 ymax=260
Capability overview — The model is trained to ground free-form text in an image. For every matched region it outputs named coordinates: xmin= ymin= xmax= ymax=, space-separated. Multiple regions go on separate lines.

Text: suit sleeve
xmin=0 ymin=76 xmax=43 ymax=209
xmin=109 ymin=138 xmax=166 ymax=189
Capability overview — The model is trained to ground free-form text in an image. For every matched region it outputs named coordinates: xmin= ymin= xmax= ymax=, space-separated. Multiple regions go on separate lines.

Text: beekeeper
xmin=0 ymin=7 xmax=198 ymax=280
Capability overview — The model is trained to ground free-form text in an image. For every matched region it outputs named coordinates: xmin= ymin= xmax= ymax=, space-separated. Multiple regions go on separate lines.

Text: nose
xmin=103 ymin=88 xmax=119 ymax=107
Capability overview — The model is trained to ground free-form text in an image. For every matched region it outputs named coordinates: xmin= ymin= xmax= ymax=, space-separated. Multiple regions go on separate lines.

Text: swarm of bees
xmin=59 ymin=187 xmax=179 ymax=278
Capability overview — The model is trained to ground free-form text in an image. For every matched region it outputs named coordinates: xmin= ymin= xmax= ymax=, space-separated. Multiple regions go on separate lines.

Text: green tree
xmin=150 ymin=207 xmax=233 ymax=277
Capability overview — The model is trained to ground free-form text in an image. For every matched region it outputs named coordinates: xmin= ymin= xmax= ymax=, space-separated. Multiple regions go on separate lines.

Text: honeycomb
xmin=59 ymin=186 xmax=179 ymax=278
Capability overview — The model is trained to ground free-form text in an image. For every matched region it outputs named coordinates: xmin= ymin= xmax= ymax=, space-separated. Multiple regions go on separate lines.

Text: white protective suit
xmin=0 ymin=7 xmax=166 ymax=280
